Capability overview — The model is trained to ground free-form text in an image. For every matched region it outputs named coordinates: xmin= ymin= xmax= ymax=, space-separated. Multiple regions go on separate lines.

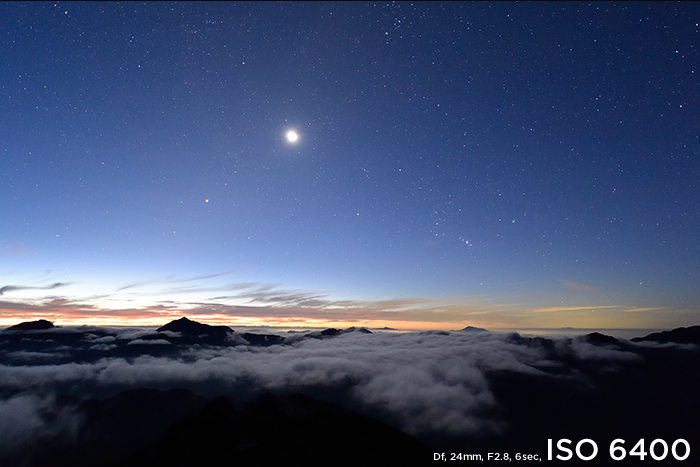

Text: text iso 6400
xmin=433 ymin=439 xmax=689 ymax=462
xmin=548 ymin=438 xmax=690 ymax=461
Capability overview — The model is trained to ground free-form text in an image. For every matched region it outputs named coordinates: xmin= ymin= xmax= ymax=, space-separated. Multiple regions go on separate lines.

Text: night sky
xmin=1 ymin=2 xmax=698 ymax=330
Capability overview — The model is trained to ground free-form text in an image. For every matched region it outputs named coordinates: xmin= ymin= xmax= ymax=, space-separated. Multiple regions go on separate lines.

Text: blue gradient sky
xmin=1 ymin=2 xmax=698 ymax=329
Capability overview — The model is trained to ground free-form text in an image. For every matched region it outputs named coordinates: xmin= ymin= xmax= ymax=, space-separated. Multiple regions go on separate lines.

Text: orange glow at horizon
xmin=0 ymin=303 xmax=490 ymax=330
xmin=1 ymin=295 xmax=695 ymax=331
xmin=0 ymin=312 xmax=458 ymax=331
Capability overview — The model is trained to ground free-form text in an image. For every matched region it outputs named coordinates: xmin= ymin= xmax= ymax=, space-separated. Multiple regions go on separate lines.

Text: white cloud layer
xmin=0 ymin=328 xmax=647 ymax=459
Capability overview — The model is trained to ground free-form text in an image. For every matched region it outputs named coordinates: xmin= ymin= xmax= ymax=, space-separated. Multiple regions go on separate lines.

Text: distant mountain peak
xmin=156 ymin=317 xmax=233 ymax=336
xmin=6 ymin=319 xmax=55 ymax=331
xmin=344 ymin=326 xmax=372 ymax=334
xmin=581 ymin=332 xmax=619 ymax=345
xmin=459 ymin=326 xmax=488 ymax=332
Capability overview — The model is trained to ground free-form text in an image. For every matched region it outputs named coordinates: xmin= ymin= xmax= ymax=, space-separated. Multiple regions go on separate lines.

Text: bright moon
xmin=286 ymin=130 xmax=298 ymax=143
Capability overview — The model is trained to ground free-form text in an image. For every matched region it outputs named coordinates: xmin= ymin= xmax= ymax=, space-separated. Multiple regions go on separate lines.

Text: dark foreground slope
xmin=115 ymin=393 xmax=435 ymax=466
xmin=12 ymin=390 xmax=435 ymax=467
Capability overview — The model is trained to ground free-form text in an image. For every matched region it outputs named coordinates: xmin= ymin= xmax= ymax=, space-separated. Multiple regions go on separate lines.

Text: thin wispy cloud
xmin=622 ymin=307 xmax=667 ymax=313
xmin=115 ymin=281 xmax=155 ymax=292
xmin=0 ymin=283 xmax=71 ymax=296
xmin=166 ymin=270 xmax=244 ymax=283
xmin=115 ymin=271 xmax=244 ymax=294
xmin=525 ymin=305 xmax=620 ymax=313
xmin=559 ymin=280 xmax=599 ymax=291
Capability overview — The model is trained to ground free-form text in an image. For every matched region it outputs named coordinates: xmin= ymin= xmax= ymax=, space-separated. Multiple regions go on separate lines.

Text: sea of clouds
xmin=0 ymin=326 xmax=654 ymax=461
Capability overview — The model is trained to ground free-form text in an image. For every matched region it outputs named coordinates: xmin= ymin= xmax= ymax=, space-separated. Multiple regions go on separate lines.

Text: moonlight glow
xmin=286 ymin=130 xmax=299 ymax=143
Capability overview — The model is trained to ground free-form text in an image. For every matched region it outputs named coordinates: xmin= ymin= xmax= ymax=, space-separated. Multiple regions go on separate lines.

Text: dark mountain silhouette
xmin=320 ymin=327 xmax=341 ymax=336
xmin=304 ymin=326 xmax=372 ymax=339
xmin=631 ymin=325 xmax=700 ymax=345
xmin=580 ymin=332 xmax=619 ymax=345
xmin=6 ymin=319 xmax=55 ymax=331
xmin=239 ymin=332 xmax=284 ymax=346
xmin=346 ymin=326 xmax=372 ymax=333
xmin=156 ymin=317 xmax=233 ymax=340
xmin=459 ymin=326 xmax=488 ymax=332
